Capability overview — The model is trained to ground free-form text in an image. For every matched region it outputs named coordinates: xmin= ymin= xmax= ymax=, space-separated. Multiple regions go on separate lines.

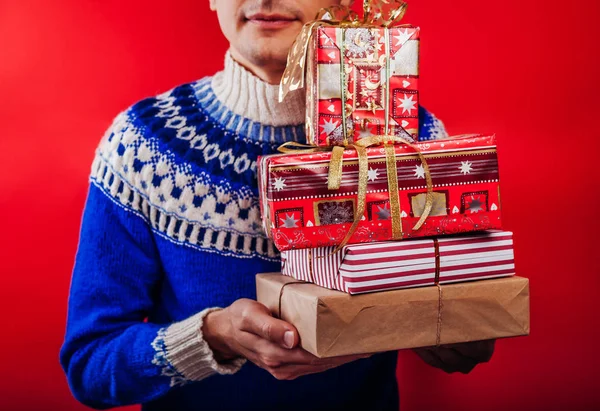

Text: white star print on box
xmin=414 ymin=164 xmax=425 ymax=179
xmin=320 ymin=118 xmax=339 ymax=135
xmin=280 ymin=213 xmax=299 ymax=228
xmin=273 ymin=177 xmax=287 ymax=191
xmin=394 ymin=29 xmax=413 ymax=47
xmin=375 ymin=204 xmax=391 ymax=220
xmin=368 ymin=167 xmax=380 ymax=182
xmin=398 ymin=94 xmax=417 ymax=115
xmin=467 ymin=198 xmax=483 ymax=213
xmin=459 ymin=161 xmax=473 ymax=175
xmin=357 ymin=126 xmax=376 ymax=140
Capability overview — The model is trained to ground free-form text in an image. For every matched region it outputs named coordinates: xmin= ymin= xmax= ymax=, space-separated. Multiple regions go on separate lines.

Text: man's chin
xmin=241 ymin=40 xmax=294 ymax=67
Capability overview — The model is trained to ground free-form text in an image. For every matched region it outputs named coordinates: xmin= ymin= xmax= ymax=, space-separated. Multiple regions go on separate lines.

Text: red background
xmin=1 ymin=0 xmax=599 ymax=410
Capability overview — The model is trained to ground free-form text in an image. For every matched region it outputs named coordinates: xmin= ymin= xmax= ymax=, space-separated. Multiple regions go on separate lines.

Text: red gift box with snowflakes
xmin=258 ymin=134 xmax=503 ymax=252
xmin=281 ymin=231 xmax=515 ymax=294
xmin=305 ymin=25 xmax=420 ymax=146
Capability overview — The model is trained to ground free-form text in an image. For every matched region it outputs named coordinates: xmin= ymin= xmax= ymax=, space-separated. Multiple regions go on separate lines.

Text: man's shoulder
xmin=89 ymin=77 xmax=213 ymax=215
xmin=94 ymin=76 xmax=213 ymax=163
xmin=87 ymin=76 xmax=273 ymax=252
xmin=124 ymin=76 xmax=211 ymax=127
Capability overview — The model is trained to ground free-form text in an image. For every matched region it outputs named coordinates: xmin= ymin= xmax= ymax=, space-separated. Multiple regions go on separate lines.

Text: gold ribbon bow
xmin=278 ymin=134 xmax=433 ymax=253
xmin=279 ymin=0 xmax=409 ymax=102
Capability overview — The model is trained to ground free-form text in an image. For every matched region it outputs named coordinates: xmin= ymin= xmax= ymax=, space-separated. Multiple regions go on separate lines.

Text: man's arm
xmin=60 ymin=182 xmax=245 ymax=409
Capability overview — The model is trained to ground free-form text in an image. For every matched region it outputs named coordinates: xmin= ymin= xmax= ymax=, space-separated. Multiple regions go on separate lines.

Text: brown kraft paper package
xmin=256 ymin=273 xmax=530 ymax=358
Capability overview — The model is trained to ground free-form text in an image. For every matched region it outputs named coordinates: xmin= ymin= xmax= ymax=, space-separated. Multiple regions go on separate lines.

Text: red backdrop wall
xmin=1 ymin=0 xmax=599 ymax=409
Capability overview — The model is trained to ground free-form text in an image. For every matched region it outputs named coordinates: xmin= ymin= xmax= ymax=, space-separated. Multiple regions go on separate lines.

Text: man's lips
xmin=245 ymin=13 xmax=298 ymax=29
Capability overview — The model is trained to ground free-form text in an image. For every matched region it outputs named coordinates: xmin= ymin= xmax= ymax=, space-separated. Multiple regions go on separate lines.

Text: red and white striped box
xmin=281 ymin=230 xmax=515 ymax=294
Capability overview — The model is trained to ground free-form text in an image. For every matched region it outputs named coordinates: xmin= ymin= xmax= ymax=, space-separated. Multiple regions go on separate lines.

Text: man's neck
xmin=209 ymin=51 xmax=305 ymax=127
xmin=229 ymin=48 xmax=285 ymax=85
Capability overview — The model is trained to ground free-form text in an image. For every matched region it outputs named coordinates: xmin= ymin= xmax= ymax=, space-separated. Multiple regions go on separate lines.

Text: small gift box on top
xmin=280 ymin=0 xmax=421 ymax=146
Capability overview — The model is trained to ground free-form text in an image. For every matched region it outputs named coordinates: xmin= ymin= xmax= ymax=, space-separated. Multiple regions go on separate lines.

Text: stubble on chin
xmin=239 ymin=40 xmax=291 ymax=70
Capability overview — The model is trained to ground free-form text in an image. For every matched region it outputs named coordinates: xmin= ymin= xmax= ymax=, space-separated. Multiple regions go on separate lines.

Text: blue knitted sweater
xmin=60 ymin=56 xmax=447 ymax=410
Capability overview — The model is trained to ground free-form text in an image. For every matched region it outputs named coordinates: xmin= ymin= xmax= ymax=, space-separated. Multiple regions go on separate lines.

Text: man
xmin=60 ymin=0 xmax=494 ymax=410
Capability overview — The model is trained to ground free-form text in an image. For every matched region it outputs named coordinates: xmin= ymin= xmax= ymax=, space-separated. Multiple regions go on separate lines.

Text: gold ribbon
xmin=278 ymin=134 xmax=433 ymax=252
xmin=279 ymin=0 xmax=409 ymax=103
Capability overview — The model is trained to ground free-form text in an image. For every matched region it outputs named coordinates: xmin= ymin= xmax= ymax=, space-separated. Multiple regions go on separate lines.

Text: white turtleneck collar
xmin=210 ymin=52 xmax=305 ymax=127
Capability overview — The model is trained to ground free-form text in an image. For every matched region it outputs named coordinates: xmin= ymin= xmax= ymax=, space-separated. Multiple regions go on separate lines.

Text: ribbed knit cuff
xmin=161 ymin=308 xmax=246 ymax=381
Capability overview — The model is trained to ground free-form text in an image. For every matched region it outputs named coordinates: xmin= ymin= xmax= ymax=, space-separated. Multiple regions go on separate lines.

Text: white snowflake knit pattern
xmin=91 ymin=85 xmax=280 ymax=261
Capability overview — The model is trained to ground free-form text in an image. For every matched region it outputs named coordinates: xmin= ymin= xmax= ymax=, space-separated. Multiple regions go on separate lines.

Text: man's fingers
xmin=271 ymin=363 xmax=338 ymax=381
xmin=414 ymin=347 xmax=472 ymax=374
xmin=230 ymin=300 xmax=372 ymax=377
xmin=237 ymin=301 xmax=299 ymax=349
xmin=434 ymin=347 xmax=478 ymax=374
xmin=267 ymin=355 xmax=369 ymax=381
xmin=283 ymin=352 xmax=371 ymax=367
xmin=237 ymin=330 xmax=370 ymax=371
xmin=236 ymin=331 xmax=319 ymax=366
xmin=447 ymin=340 xmax=495 ymax=363
xmin=320 ymin=353 xmax=371 ymax=366
xmin=414 ymin=348 xmax=449 ymax=371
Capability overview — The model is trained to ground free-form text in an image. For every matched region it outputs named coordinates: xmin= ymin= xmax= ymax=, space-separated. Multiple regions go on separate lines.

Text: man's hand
xmin=202 ymin=299 xmax=369 ymax=380
xmin=413 ymin=340 xmax=495 ymax=374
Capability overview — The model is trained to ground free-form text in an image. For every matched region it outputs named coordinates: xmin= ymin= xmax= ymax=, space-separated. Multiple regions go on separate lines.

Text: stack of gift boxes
xmin=256 ymin=1 xmax=529 ymax=358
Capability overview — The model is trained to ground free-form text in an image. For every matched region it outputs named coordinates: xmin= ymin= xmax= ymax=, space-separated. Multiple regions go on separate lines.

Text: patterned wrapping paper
xmin=305 ymin=25 xmax=420 ymax=146
xmin=258 ymin=134 xmax=503 ymax=252
xmin=281 ymin=231 xmax=515 ymax=294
